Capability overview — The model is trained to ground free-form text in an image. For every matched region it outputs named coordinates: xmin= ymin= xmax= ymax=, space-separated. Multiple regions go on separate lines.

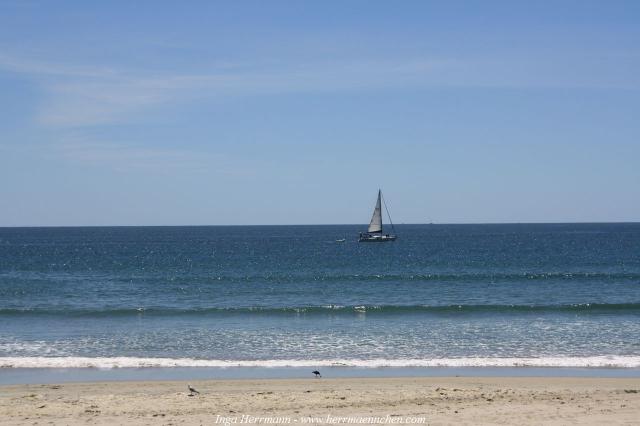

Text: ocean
xmin=1 ymin=223 xmax=639 ymax=374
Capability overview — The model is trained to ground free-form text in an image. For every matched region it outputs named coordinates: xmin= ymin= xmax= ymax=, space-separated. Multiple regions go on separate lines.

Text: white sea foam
xmin=1 ymin=356 xmax=639 ymax=369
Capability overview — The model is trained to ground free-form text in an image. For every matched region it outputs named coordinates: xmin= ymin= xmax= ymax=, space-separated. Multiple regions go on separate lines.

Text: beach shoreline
xmin=1 ymin=376 xmax=639 ymax=425
xmin=3 ymin=365 xmax=640 ymax=386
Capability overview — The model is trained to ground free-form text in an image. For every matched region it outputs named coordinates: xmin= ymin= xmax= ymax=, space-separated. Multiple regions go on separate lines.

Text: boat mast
xmin=382 ymin=191 xmax=395 ymax=234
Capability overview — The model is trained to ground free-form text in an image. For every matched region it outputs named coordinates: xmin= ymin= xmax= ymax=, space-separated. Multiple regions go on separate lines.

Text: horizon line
xmin=1 ymin=221 xmax=638 ymax=229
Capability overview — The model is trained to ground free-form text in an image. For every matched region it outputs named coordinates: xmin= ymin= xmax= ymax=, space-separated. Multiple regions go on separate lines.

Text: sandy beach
xmin=1 ymin=376 xmax=639 ymax=425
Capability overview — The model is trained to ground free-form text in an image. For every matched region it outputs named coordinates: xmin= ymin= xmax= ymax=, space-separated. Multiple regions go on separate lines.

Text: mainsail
xmin=368 ymin=190 xmax=383 ymax=233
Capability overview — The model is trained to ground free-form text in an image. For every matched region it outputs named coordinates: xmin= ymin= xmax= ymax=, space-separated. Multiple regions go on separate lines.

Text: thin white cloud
xmin=41 ymin=79 xmax=168 ymax=126
xmin=52 ymin=136 xmax=258 ymax=177
xmin=0 ymin=53 xmax=453 ymax=127
xmin=53 ymin=137 xmax=219 ymax=173
xmin=0 ymin=53 xmax=118 ymax=78
xmin=1 ymin=50 xmax=638 ymax=128
xmin=55 ymin=140 xmax=203 ymax=170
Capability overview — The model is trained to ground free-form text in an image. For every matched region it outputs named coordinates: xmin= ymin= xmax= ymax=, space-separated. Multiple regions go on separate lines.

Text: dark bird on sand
xmin=312 ymin=370 xmax=321 ymax=378
xmin=188 ymin=384 xmax=200 ymax=395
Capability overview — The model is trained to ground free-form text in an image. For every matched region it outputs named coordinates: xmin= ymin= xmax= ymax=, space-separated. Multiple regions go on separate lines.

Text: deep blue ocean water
xmin=1 ymin=224 xmax=639 ymax=369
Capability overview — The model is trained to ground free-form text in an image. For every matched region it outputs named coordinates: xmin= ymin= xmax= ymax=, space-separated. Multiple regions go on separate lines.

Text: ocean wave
xmin=1 ymin=303 xmax=639 ymax=317
xmin=1 ymin=356 xmax=639 ymax=369
xmin=3 ymin=271 xmax=639 ymax=284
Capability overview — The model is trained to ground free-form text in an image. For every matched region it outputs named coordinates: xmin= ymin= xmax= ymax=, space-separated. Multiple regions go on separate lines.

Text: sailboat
xmin=359 ymin=190 xmax=397 ymax=242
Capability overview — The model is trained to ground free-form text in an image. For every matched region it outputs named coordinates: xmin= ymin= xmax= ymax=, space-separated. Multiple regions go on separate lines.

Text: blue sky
xmin=1 ymin=0 xmax=638 ymax=226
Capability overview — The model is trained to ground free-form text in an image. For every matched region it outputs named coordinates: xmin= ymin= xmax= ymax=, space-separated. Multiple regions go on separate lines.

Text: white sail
xmin=368 ymin=190 xmax=383 ymax=233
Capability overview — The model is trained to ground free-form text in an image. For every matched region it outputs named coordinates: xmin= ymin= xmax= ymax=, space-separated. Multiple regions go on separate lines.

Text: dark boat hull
xmin=358 ymin=234 xmax=397 ymax=242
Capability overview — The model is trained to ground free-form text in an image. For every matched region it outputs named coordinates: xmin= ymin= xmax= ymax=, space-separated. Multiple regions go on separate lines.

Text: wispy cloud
xmin=0 ymin=53 xmax=118 ymax=78
xmin=1 ymin=49 xmax=638 ymax=129
xmin=52 ymin=134 xmax=259 ymax=177
xmin=0 ymin=52 xmax=453 ymax=127
xmin=55 ymin=140 xmax=205 ymax=171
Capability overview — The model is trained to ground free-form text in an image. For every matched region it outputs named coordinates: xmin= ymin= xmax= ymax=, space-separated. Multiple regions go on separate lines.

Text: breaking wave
xmin=2 ymin=356 xmax=640 ymax=369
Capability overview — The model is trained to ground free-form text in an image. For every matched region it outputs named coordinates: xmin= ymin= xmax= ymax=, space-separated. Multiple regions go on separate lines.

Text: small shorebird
xmin=187 ymin=384 xmax=200 ymax=396
xmin=312 ymin=370 xmax=321 ymax=378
